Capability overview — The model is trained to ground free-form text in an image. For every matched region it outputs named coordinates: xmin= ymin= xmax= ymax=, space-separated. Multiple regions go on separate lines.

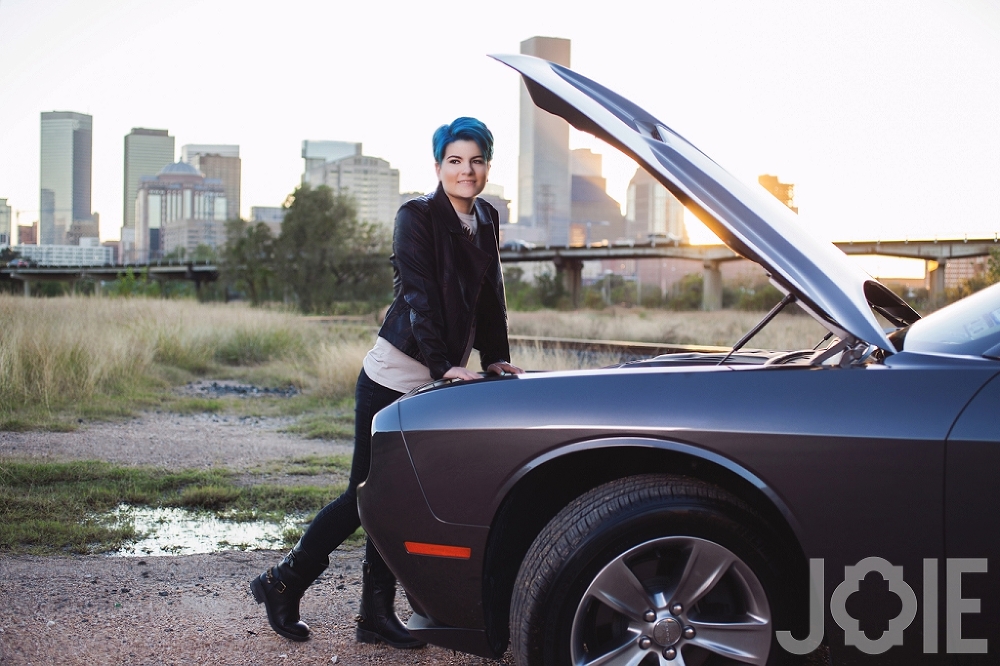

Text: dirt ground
xmin=0 ymin=408 xmax=512 ymax=666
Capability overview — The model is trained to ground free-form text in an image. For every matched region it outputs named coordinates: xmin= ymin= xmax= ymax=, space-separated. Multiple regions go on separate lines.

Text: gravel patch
xmin=0 ymin=549 xmax=511 ymax=665
xmin=0 ymin=412 xmax=353 ymax=470
xmin=0 ymin=409 xmax=512 ymax=664
xmin=179 ymin=379 xmax=300 ymax=399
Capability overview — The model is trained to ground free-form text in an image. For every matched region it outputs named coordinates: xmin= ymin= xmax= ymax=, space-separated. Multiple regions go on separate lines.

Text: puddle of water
xmin=104 ymin=505 xmax=306 ymax=557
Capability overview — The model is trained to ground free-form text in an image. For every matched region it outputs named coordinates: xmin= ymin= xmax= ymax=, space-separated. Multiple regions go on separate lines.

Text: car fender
xmin=492 ymin=434 xmax=806 ymax=548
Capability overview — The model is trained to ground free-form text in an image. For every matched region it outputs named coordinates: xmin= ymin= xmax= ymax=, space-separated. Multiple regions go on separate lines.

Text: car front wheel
xmin=510 ymin=474 xmax=798 ymax=666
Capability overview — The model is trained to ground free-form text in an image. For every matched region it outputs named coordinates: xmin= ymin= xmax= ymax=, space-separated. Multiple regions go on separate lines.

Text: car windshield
xmin=903 ymin=282 xmax=1000 ymax=357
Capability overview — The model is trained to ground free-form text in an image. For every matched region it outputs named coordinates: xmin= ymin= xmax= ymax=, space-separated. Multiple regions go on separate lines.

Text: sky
xmin=1 ymin=0 xmax=998 ymax=277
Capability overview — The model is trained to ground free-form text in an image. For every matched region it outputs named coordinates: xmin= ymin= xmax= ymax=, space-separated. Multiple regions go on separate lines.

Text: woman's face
xmin=436 ymin=140 xmax=490 ymax=212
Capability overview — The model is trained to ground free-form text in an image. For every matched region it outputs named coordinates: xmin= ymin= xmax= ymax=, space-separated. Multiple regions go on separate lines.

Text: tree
xmin=985 ymin=248 xmax=1000 ymax=285
xmin=275 ymin=185 xmax=391 ymax=313
xmin=191 ymin=244 xmax=218 ymax=263
xmin=221 ymin=219 xmax=275 ymax=305
xmin=106 ymin=267 xmax=161 ymax=297
xmin=952 ymin=248 xmax=1000 ymax=302
xmin=535 ymin=269 xmax=569 ymax=309
xmin=0 ymin=246 xmax=22 ymax=263
xmin=666 ymin=273 xmax=704 ymax=310
xmin=503 ymin=266 xmax=541 ymax=310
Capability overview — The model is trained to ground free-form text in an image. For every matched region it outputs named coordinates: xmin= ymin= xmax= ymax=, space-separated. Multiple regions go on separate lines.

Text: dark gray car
xmin=358 ymin=55 xmax=1000 ymax=666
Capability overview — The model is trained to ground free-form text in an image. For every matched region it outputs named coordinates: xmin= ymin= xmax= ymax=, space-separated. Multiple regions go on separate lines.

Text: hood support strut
xmin=718 ymin=293 xmax=797 ymax=366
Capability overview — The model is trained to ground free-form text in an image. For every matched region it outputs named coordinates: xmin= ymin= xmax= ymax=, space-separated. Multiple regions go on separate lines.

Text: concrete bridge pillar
xmin=23 ymin=279 xmax=30 ymax=297
xmin=928 ymin=259 xmax=947 ymax=302
xmin=553 ymin=257 xmax=584 ymax=308
xmin=702 ymin=260 xmax=723 ymax=311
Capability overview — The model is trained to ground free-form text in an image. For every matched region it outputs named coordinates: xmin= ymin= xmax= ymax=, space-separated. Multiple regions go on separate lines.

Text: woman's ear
xmin=434 ymin=162 xmax=442 ymax=179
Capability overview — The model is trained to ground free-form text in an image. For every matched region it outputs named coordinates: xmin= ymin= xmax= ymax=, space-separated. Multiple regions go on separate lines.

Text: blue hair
xmin=432 ymin=117 xmax=494 ymax=164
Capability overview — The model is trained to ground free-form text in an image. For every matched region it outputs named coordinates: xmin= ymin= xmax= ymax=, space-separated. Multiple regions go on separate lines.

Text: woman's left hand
xmin=487 ymin=362 xmax=524 ymax=376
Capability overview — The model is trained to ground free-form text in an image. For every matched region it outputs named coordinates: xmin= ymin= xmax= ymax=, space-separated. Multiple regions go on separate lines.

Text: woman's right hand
xmin=442 ymin=366 xmax=480 ymax=382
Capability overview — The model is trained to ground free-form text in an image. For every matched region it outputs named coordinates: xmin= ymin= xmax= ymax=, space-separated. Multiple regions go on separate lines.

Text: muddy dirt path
xmin=0 ymin=413 xmax=511 ymax=666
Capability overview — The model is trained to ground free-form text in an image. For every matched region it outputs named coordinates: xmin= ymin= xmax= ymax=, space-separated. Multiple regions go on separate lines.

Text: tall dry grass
xmin=0 ymin=296 xmax=370 ymax=420
xmin=0 ymin=296 xmax=833 ymax=423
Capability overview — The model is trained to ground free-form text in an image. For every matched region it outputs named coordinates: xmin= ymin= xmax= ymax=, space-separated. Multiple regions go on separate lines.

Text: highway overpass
xmin=498 ymin=235 xmax=1000 ymax=308
xmin=2 ymin=235 xmax=997 ymax=307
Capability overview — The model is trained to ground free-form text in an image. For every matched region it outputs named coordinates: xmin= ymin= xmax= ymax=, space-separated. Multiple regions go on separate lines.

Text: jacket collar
xmin=430 ymin=182 xmax=494 ymax=235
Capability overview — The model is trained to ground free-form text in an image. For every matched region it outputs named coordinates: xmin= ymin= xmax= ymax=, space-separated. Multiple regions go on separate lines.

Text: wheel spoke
xmin=687 ymin=616 xmax=772 ymax=666
xmin=587 ymin=557 xmax=654 ymax=621
xmin=578 ymin=638 xmax=648 ymax=666
xmin=668 ymin=540 xmax=734 ymax=609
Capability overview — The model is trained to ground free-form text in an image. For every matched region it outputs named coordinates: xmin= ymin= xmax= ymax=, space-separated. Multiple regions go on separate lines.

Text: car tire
xmin=510 ymin=474 xmax=800 ymax=666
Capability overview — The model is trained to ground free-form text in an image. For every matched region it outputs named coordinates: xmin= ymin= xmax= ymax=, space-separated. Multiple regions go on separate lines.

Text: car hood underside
xmin=491 ymin=54 xmax=919 ymax=353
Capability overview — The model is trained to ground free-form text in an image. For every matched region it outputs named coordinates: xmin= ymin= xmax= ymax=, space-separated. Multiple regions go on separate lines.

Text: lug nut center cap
xmin=652 ymin=617 xmax=682 ymax=647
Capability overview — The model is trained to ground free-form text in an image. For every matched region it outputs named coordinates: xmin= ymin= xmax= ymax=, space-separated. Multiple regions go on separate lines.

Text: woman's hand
xmin=487 ymin=362 xmax=524 ymax=376
xmin=443 ymin=366 xmax=481 ymax=382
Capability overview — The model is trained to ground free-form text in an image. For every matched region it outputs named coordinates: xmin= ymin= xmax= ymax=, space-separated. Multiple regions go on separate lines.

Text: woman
xmin=251 ymin=117 xmax=522 ymax=648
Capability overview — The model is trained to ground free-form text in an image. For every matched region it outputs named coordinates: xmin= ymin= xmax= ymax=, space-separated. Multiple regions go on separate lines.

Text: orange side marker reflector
xmin=404 ymin=541 xmax=472 ymax=559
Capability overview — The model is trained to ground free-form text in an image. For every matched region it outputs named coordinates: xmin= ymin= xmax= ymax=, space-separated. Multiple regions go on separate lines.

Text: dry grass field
xmin=0 ymin=295 xmax=830 ymax=426
xmin=0 ymin=296 xmax=373 ymax=426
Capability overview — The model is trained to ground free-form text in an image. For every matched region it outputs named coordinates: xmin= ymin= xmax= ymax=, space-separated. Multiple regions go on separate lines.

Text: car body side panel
xmin=382 ymin=363 xmax=997 ymax=660
xmin=362 ymin=361 xmax=997 ymax=661
xmin=358 ymin=422 xmax=494 ymax=647
xmin=397 ymin=366 xmax=984 ymax=549
xmin=946 ymin=373 xmax=1000 ymax=658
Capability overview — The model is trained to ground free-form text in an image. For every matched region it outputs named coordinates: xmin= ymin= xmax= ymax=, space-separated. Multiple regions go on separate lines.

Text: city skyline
xmin=1 ymin=0 xmax=998 ymax=266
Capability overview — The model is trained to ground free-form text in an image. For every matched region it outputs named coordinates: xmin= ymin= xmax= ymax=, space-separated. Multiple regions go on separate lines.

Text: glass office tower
xmin=124 ymin=128 xmax=175 ymax=232
xmin=39 ymin=111 xmax=93 ymax=245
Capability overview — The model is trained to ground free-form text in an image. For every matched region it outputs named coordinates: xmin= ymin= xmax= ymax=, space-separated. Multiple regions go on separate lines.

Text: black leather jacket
xmin=377 ymin=183 xmax=511 ymax=380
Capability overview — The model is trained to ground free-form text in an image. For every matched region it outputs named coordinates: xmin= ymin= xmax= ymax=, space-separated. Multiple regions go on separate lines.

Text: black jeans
xmin=298 ymin=369 xmax=404 ymax=557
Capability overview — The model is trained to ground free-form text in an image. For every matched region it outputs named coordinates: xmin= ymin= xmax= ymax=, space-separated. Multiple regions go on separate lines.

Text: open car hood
xmin=492 ymin=54 xmax=919 ymax=352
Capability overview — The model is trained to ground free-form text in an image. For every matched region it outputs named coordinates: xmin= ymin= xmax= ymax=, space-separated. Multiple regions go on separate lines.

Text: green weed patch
xmin=0 ymin=460 xmax=340 ymax=555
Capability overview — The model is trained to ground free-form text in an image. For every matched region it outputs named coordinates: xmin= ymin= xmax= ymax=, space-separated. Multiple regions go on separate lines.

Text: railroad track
xmin=507 ymin=335 xmax=729 ymax=363
xmin=304 ymin=317 xmax=730 ymax=362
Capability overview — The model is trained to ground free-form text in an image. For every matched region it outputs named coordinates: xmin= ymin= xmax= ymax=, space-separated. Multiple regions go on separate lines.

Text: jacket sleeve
xmin=393 ymin=205 xmax=453 ymax=379
xmin=475 ymin=285 xmax=512 ymax=371
xmin=474 ymin=203 xmax=512 ymax=370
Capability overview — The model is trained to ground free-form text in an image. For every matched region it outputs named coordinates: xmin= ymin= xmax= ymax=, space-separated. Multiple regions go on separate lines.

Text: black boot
xmin=250 ymin=543 xmax=328 ymax=641
xmin=355 ymin=539 xmax=425 ymax=648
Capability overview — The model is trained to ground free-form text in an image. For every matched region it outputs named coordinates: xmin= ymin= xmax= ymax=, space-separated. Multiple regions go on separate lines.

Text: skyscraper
xmin=40 ymin=111 xmax=93 ymax=245
xmin=301 ymin=141 xmax=361 ymax=183
xmin=124 ymin=128 xmax=175 ymax=232
xmin=570 ymin=148 xmax=625 ymax=245
xmin=626 ymin=168 xmax=687 ymax=242
xmin=305 ymin=153 xmax=400 ymax=231
xmin=479 ymin=183 xmax=511 ymax=226
xmin=180 ymin=144 xmax=239 ymax=162
xmin=0 ymin=199 xmax=11 ymax=245
xmin=758 ymin=174 xmax=797 ymax=213
xmin=518 ymin=36 xmax=572 ymax=246
xmin=182 ymin=145 xmax=241 ymax=220
xmin=122 ymin=128 xmax=174 ymax=261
